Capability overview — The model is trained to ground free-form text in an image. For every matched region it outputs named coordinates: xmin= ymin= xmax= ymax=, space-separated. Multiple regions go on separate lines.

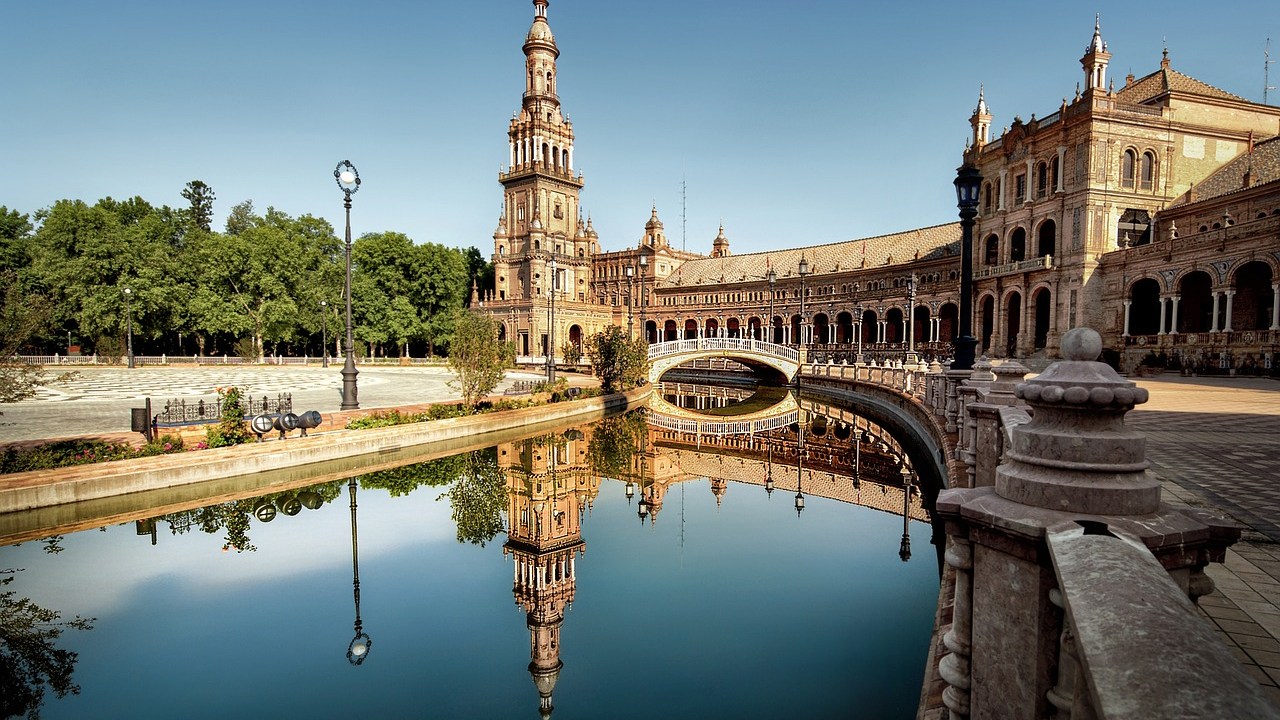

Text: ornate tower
xmin=969 ymin=85 xmax=992 ymax=149
xmin=1080 ymin=14 xmax=1111 ymax=94
xmin=493 ymin=0 xmax=590 ymax=306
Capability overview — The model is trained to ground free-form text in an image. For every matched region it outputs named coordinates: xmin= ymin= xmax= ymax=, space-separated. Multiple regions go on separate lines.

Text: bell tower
xmin=1080 ymin=14 xmax=1111 ymax=94
xmin=492 ymin=0 xmax=589 ymax=308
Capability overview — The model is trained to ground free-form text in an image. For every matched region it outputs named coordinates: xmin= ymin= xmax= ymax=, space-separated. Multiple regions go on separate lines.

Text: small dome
xmin=645 ymin=206 xmax=664 ymax=231
xmin=527 ymin=18 xmax=555 ymax=45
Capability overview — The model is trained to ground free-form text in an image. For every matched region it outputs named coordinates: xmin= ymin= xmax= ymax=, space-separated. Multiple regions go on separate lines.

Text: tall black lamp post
xmin=899 ymin=464 xmax=913 ymax=562
xmin=638 ymin=254 xmax=648 ymax=343
xmin=123 ymin=286 xmax=135 ymax=369
xmin=335 ymin=160 xmax=361 ymax=409
xmin=320 ymin=300 xmax=329 ymax=368
xmin=625 ymin=264 xmax=635 ymax=340
xmin=546 ymin=257 xmax=557 ymax=383
xmin=953 ymin=163 xmax=982 ymax=370
xmin=346 ymin=477 xmax=371 ymax=665
xmin=797 ymin=256 xmax=810 ymax=348
xmin=767 ymin=267 xmax=777 ymax=343
xmin=905 ymin=273 xmax=918 ymax=366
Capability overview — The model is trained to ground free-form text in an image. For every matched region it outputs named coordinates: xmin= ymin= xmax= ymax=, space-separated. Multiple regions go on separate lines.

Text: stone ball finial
xmin=1061 ymin=327 xmax=1102 ymax=362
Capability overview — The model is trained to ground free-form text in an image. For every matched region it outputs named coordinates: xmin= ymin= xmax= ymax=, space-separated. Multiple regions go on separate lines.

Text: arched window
xmin=1121 ymin=149 xmax=1137 ymax=189
xmin=983 ymin=182 xmax=994 ymax=213
xmin=984 ymin=234 xmax=1000 ymax=266
xmin=1050 ymin=156 xmax=1060 ymax=193
xmin=1036 ymin=162 xmax=1048 ymax=199
xmin=1140 ymin=151 xmax=1155 ymax=191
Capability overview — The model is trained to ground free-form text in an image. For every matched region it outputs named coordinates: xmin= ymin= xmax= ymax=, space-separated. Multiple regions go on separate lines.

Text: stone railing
xmin=646 ymin=337 xmax=800 ymax=363
xmin=927 ymin=329 xmax=1278 ymax=719
xmin=801 ymin=358 xmax=932 ymax=402
xmin=973 ymin=254 xmax=1054 ymax=280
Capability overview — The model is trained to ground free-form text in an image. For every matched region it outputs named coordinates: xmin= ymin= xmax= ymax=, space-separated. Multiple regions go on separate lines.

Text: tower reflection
xmin=501 ymin=430 xmax=597 ymax=717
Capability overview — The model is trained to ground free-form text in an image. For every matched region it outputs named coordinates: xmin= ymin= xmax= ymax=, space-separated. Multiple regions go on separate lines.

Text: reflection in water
xmin=0 ymin=570 xmax=94 ymax=718
xmin=11 ymin=380 xmax=938 ymax=718
xmin=345 ymin=478 xmax=370 ymax=666
xmin=501 ymin=429 xmax=596 ymax=717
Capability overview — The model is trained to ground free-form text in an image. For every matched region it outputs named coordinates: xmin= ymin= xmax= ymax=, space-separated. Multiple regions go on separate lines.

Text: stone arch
xmin=664 ymin=319 xmax=678 ymax=342
xmin=684 ymin=319 xmax=699 ymax=340
xmin=1036 ymin=219 xmax=1056 ymax=257
xmin=884 ymin=308 xmax=904 ymax=343
xmin=980 ymin=294 xmax=996 ymax=354
xmin=1030 ymin=286 xmax=1052 ymax=350
xmin=984 ymin=234 xmax=1000 ymax=265
xmin=1232 ymin=261 xmax=1274 ymax=331
xmin=1004 ymin=290 xmax=1022 ymax=357
xmin=836 ymin=311 xmax=853 ymax=344
xmin=1176 ymin=271 xmax=1214 ymax=333
xmin=1128 ymin=278 xmax=1162 ymax=335
xmin=813 ymin=313 xmax=831 ymax=344
xmin=938 ymin=303 xmax=958 ymax=341
xmin=727 ymin=317 xmax=741 ymax=339
xmin=1010 ymin=227 xmax=1027 ymax=262
xmin=705 ymin=317 xmax=720 ymax=338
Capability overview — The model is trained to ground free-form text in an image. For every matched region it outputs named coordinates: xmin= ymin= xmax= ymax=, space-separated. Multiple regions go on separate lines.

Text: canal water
xmin=3 ymin=388 xmax=940 ymax=719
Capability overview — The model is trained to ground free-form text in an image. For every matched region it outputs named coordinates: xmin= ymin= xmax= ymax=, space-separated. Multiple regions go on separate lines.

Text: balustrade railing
xmin=973 ymin=254 xmax=1054 ymax=280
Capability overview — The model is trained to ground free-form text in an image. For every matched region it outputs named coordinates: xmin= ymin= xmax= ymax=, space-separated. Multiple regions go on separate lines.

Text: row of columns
xmin=982 ymin=290 xmax=1058 ymax=358
xmin=993 ymin=146 xmax=1066 ymax=211
xmin=510 ymin=136 xmax=574 ymax=171
xmin=514 ymin=550 xmax=576 ymax=590
xmin=650 ymin=315 xmax=946 ymax=344
xmin=1124 ymin=284 xmax=1280 ymax=335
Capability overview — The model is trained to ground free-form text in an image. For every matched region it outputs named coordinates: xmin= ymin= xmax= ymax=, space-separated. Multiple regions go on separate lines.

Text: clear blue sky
xmin=7 ymin=1 xmax=1277 ymax=257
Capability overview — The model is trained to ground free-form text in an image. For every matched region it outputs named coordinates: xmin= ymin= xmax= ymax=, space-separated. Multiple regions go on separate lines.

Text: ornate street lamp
xmin=123 ymin=286 xmax=135 ymax=369
xmin=798 ymin=256 xmax=810 ymax=348
xmin=547 ymin=257 xmax=557 ymax=383
xmin=795 ymin=415 xmax=806 ymax=517
xmin=765 ymin=445 xmax=774 ymax=497
xmin=334 ymin=160 xmax=361 ymax=409
xmin=905 ymin=273 xmax=919 ymax=366
xmin=638 ymin=254 xmax=648 ymax=343
xmin=346 ymin=477 xmax=371 ymax=665
xmin=625 ymin=264 xmax=635 ymax=340
xmin=855 ymin=304 xmax=865 ymax=365
xmin=766 ymin=267 xmax=777 ymax=343
xmin=899 ymin=465 xmax=913 ymax=562
xmin=953 ymin=163 xmax=982 ymax=370
xmin=320 ymin=300 xmax=329 ymax=368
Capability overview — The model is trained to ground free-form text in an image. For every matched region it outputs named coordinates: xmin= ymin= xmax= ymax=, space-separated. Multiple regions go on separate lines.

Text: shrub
xmin=0 ymin=436 xmax=185 ymax=474
xmin=206 ymin=387 xmax=252 ymax=448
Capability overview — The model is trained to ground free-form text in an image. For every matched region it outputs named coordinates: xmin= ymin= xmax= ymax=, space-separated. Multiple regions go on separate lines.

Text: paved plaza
xmin=0 ymin=364 xmax=551 ymax=443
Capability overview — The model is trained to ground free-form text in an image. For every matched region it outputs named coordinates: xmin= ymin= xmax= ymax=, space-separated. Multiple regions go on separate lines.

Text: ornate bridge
xmin=647 ymin=338 xmax=801 ymax=383
xmin=646 ymin=389 xmax=799 ymax=437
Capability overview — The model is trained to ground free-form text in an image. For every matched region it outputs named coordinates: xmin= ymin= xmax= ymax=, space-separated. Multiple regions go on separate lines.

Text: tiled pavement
xmin=1130 ymin=375 xmax=1280 ymax=706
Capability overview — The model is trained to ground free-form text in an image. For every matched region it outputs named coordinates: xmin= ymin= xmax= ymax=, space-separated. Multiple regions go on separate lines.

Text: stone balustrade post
xmin=968 ymin=360 xmax=1030 ymax=487
xmin=934 ymin=328 xmax=1245 ymax=720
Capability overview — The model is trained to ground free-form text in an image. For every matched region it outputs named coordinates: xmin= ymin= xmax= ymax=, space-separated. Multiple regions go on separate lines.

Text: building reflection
xmin=501 ymin=430 xmax=597 ymax=718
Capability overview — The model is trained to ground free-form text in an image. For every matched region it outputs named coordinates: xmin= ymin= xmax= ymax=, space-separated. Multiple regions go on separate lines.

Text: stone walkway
xmin=1129 ymin=375 xmax=1280 ymax=706
xmin=0 ymin=365 xmax=554 ymax=444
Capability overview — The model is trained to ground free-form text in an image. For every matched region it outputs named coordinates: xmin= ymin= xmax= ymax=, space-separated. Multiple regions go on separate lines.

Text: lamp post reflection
xmin=345 ymin=477 xmax=370 ymax=665
xmin=795 ymin=412 xmax=806 ymax=517
xmin=899 ymin=465 xmax=913 ymax=562
xmin=765 ymin=445 xmax=774 ymax=497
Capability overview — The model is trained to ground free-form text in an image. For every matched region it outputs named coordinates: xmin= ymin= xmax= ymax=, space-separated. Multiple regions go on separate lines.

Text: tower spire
xmin=1080 ymin=14 xmax=1112 ymax=94
xmin=970 ymin=84 xmax=992 ymax=148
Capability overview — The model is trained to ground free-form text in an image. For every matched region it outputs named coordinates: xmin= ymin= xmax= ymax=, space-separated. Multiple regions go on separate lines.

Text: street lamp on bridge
xmin=335 ymin=160 xmax=361 ymax=409
xmin=766 ymin=267 xmax=777 ymax=343
xmin=905 ymin=272 xmax=919 ymax=367
xmin=638 ymin=254 xmax=648 ymax=343
xmin=797 ymin=256 xmax=810 ymax=348
xmin=625 ymin=264 xmax=635 ymax=340
xmin=953 ymin=163 xmax=982 ymax=370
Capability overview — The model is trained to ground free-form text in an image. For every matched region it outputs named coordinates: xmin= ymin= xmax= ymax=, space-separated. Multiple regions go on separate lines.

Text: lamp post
xmin=320 ymin=300 xmax=329 ymax=368
xmin=953 ymin=163 xmax=982 ymax=370
xmin=625 ymin=264 xmax=635 ymax=340
xmin=795 ymin=412 xmax=806 ymax=517
xmin=123 ymin=287 xmax=135 ymax=368
xmin=899 ymin=465 xmax=913 ymax=562
xmin=905 ymin=273 xmax=919 ymax=366
xmin=766 ymin=267 xmax=777 ymax=343
xmin=855 ymin=304 xmax=865 ymax=365
xmin=638 ymin=254 xmax=648 ymax=343
xmin=797 ymin=256 xmax=810 ymax=349
xmin=765 ymin=445 xmax=774 ymax=497
xmin=346 ymin=477 xmax=371 ymax=665
xmin=335 ymin=160 xmax=361 ymax=409
xmin=546 ymin=257 xmax=557 ymax=383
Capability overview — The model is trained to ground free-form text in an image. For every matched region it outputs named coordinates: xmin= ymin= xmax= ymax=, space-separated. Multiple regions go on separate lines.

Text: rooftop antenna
xmin=681 ymin=176 xmax=687 ymax=253
xmin=1266 ymin=38 xmax=1276 ymax=105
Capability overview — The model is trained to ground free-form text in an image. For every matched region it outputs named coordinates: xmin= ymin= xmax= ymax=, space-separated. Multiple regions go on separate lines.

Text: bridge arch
xmin=647 ymin=338 xmax=800 ymax=385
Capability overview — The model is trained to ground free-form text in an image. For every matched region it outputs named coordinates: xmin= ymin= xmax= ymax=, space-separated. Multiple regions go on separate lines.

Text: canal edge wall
xmin=0 ymin=387 xmax=652 ymax=515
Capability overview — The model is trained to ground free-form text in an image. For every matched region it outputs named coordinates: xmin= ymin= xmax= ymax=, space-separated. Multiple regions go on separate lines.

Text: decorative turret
xmin=970 ymin=85 xmax=992 ymax=148
xmin=1080 ymin=14 xmax=1111 ymax=93
xmin=641 ymin=205 xmax=668 ymax=248
xmin=711 ymin=224 xmax=730 ymax=258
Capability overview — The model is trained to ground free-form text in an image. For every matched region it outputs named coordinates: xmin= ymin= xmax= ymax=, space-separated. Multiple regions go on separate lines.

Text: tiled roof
xmin=1116 ymin=67 xmax=1247 ymax=105
xmin=1174 ymin=135 xmax=1280 ymax=205
xmin=658 ymin=222 xmax=960 ymax=288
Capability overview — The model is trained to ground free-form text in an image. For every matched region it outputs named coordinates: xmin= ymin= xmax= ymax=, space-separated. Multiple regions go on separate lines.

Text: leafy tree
xmin=0 ymin=207 xmax=34 ymax=276
xmin=224 ymin=200 xmax=256 ymax=236
xmin=446 ymin=309 xmax=514 ymax=410
xmin=359 ymin=455 xmax=465 ymax=497
xmin=0 ymin=270 xmax=74 ymax=405
xmin=441 ymin=448 xmax=508 ymax=546
xmin=585 ymin=325 xmax=650 ymax=392
xmin=181 ymin=180 xmax=216 ymax=232
xmin=561 ymin=340 xmax=582 ymax=366
xmin=0 ymin=569 xmax=94 ymax=719
xmin=463 ymin=246 xmax=493 ymax=306
xmin=587 ymin=411 xmax=648 ymax=480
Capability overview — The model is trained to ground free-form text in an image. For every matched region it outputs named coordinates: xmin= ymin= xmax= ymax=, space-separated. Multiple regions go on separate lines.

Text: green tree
xmin=585 ymin=325 xmax=650 ymax=392
xmin=462 ymin=246 xmax=493 ymax=307
xmin=441 ymin=448 xmax=508 ymax=546
xmin=181 ymin=180 xmax=216 ymax=232
xmin=587 ymin=411 xmax=648 ymax=480
xmin=0 ymin=570 xmax=94 ymax=719
xmin=359 ymin=455 xmax=465 ymax=497
xmin=446 ymin=309 xmax=514 ymax=410
xmin=0 ymin=270 xmax=74 ymax=405
xmin=561 ymin=340 xmax=582 ymax=366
